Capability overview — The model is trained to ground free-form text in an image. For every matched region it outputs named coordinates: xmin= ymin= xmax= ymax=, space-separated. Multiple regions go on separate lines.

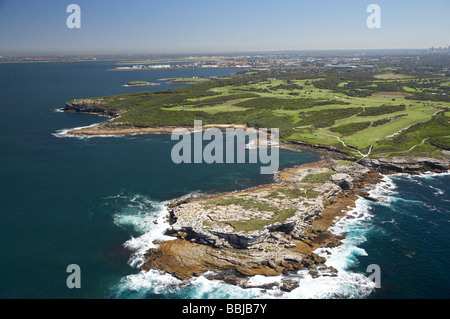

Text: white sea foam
xmin=112 ymin=172 xmax=450 ymax=299
xmin=415 ymin=170 xmax=450 ymax=179
xmin=52 ymin=122 xmax=104 ymax=138
xmin=292 ymin=198 xmax=377 ymax=299
xmin=109 ymin=191 xmax=379 ymax=299
xmin=112 ymin=194 xmax=176 ymax=268
xmin=369 ymin=174 xmax=397 ymax=203
xmin=245 ymin=138 xmax=258 ymax=149
xmin=53 ymin=125 xmax=164 ymax=139
xmin=428 ymin=185 xmax=445 ymax=195
xmin=381 ymin=171 xmax=449 ymax=204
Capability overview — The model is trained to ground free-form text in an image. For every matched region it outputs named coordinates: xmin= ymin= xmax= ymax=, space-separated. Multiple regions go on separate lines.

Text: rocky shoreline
xmin=139 ymin=155 xmax=448 ymax=290
xmin=63 ymin=122 xmax=251 ymax=136
xmin=125 ymin=81 xmax=159 ymax=87
xmin=63 ymin=99 xmax=251 ymax=136
xmin=141 ymin=159 xmax=372 ymax=284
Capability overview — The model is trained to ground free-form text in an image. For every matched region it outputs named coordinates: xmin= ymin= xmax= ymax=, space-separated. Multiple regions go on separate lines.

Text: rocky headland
xmin=141 ymin=160 xmax=374 ymax=283
xmin=140 ymin=155 xmax=448 ymax=289
xmin=64 ymin=98 xmax=121 ymax=118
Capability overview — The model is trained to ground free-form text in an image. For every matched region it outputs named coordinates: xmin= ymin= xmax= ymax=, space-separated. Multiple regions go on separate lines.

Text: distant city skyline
xmin=0 ymin=0 xmax=449 ymax=56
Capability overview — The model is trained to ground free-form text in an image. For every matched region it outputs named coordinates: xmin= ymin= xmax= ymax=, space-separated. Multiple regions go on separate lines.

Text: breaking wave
xmin=110 ymin=172 xmax=450 ymax=299
xmin=106 ymin=189 xmax=381 ymax=299
xmin=52 ymin=123 xmax=104 ymax=138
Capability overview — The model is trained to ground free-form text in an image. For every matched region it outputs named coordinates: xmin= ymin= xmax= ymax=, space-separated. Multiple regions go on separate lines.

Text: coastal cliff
xmin=359 ymin=157 xmax=450 ymax=173
xmin=64 ymin=98 xmax=122 ymax=117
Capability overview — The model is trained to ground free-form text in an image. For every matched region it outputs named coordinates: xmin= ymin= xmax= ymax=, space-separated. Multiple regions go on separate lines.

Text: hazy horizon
xmin=1 ymin=0 xmax=449 ymax=56
xmin=1 ymin=47 xmax=447 ymax=58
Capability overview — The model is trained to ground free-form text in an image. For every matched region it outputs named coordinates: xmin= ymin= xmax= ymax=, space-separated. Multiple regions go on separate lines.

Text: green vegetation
xmin=206 ymin=197 xmax=275 ymax=213
xmin=265 ymin=186 xmax=321 ymax=200
xmin=372 ymin=118 xmax=393 ymax=127
xmin=69 ymin=67 xmax=450 ymax=159
xmin=375 ymin=112 xmax=450 ymax=155
xmin=168 ymin=77 xmax=210 ymax=83
xmin=233 ymin=96 xmax=343 ymax=110
xmin=297 ymin=107 xmax=363 ymax=128
xmin=227 ymin=208 xmax=297 ymax=232
xmin=330 ymin=121 xmax=371 ymax=136
xmin=374 ymin=73 xmax=413 ymax=80
xmin=336 ymin=160 xmax=354 ymax=165
xmin=127 ymin=81 xmax=155 ymax=86
xmin=301 ymin=172 xmax=335 ymax=184
xmin=358 ymin=104 xmax=406 ymax=116
xmin=204 ymin=196 xmax=298 ymax=232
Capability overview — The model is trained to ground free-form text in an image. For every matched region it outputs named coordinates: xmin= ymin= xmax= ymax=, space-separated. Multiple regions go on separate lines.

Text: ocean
xmin=0 ymin=61 xmax=448 ymax=299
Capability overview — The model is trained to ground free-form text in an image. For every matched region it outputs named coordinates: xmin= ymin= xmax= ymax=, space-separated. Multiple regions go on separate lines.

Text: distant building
xmin=325 ymin=64 xmax=356 ymax=69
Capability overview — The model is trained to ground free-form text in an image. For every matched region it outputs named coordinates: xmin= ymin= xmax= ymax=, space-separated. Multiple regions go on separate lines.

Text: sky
xmin=0 ymin=0 xmax=449 ymax=56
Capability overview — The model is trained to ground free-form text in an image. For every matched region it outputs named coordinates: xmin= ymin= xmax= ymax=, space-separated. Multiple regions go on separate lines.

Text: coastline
xmin=140 ymin=158 xmax=384 ymax=285
xmin=138 ymin=153 xmax=448 ymax=290
xmin=57 ymin=106 xmax=450 ymax=293
xmin=63 ymin=122 xmax=250 ymax=137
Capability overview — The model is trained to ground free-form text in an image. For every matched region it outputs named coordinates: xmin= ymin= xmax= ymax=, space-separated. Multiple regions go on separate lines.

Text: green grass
xmin=204 ymin=196 xmax=299 ymax=232
xmin=201 ymin=184 xmax=324 ymax=232
xmin=169 ymin=77 xmax=210 ymax=83
xmin=265 ymin=186 xmax=322 ymax=199
xmin=403 ymin=86 xmax=420 ymax=92
xmin=372 ymin=112 xmax=449 ymax=156
xmin=205 ymin=197 xmax=276 ymax=212
xmin=68 ymin=68 xmax=450 ymax=158
xmin=301 ymin=171 xmax=334 ymax=184
xmin=334 ymin=104 xmax=438 ymax=150
xmin=330 ymin=121 xmax=371 ymax=136
xmin=126 ymin=81 xmax=158 ymax=86
xmin=374 ymin=73 xmax=413 ymax=80
xmin=227 ymin=208 xmax=297 ymax=232
xmin=162 ymin=99 xmax=252 ymax=114
xmin=336 ymin=160 xmax=354 ymax=165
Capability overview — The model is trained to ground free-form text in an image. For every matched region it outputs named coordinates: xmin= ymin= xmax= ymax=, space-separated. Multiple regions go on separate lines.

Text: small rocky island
xmin=126 ymin=81 xmax=159 ymax=86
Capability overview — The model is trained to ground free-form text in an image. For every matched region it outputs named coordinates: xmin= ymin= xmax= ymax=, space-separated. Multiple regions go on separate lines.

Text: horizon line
xmin=1 ymin=47 xmax=449 ymax=58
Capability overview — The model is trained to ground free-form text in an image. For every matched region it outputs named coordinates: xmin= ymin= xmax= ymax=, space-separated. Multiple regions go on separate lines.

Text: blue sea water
xmin=352 ymin=173 xmax=450 ymax=299
xmin=0 ymin=61 xmax=448 ymax=299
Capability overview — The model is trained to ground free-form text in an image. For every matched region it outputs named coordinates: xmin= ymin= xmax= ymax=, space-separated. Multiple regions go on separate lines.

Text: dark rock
xmin=330 ymin=173 xmax=353 ymax=190
xmin=359 ymin=157 xmax=450 ymax=173
xmin=280 ymin=280 xmax=300 ymax=292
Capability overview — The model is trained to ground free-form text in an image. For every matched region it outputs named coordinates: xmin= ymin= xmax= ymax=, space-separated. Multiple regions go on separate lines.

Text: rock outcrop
xmin=142 ymin=160 xmax=374 ymax=281
xmin=165 ymin=163 xmax=349 ymax=250
xmin=64 ymin=98 xmax=120 ymax=117
xmin=141 ymin=156 xmax=448 ymax=283
xmin=359 ymin=157 xmax=450 ymax=173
